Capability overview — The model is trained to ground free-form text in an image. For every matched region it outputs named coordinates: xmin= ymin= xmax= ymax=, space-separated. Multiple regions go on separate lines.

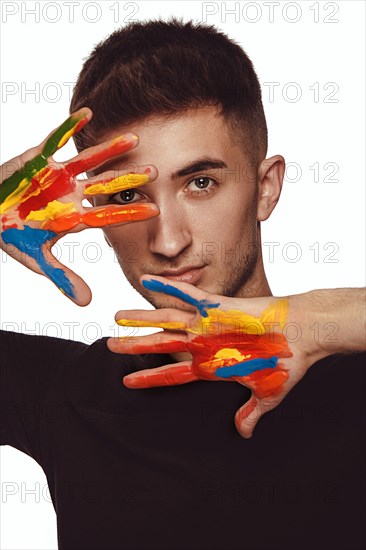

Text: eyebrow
xmin=93 ymin=156 xmax=227 ymax=179
xmin=171 ymin=158 xmax=227 ymax=179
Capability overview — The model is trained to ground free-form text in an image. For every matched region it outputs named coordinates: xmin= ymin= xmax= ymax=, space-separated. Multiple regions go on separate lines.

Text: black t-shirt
xmin=0 ymin=329 xmax=365 ymax=550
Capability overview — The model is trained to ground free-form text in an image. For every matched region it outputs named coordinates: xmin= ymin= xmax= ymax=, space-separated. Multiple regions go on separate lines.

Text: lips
xmin=157 ymin=266 xmax=206 ymax=284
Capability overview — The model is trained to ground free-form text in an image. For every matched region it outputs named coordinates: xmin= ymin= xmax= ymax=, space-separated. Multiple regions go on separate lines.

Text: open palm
xmin=109 ymin=275 xmax=312 ymax=438
xmin=0 ymin=108 xmax=158 ymax=304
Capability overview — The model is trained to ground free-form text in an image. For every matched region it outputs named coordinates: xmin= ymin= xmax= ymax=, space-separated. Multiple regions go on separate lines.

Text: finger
xmin=65 ymin=133 xmax=139 ymax=177
xmin=0 ymin=108 xmax=91 ymax=209
xmin=122 ymin=361 xmax=198 ymax=388
xmin=235 ymin=394 xmax=283 ymax=439
xmin=42 ymin=203 xmax=159 ymax=233
xmin=42 ymin=108 xmax=92 ymax=159
xmin=114 ymin=308 xmax=195 ymax=330
xmin=234 ymin=395 xmax=262 ymax=439
xmin=83 ymin=165 xmax=157 ymax=197
xmin=0 ymin=226 xmax=91 ymax=305
xmin=41 ymin=247 xmax=92 ymax=306
xmin=78 ymin=203 xmax=160 ymax=229
xmin=1 ymin=146 xmax=45 ymax=184
xmin=108 ymin=331 xmax=190 ymax=354
xmin=140 ymin=275 xmax=220 ymax=318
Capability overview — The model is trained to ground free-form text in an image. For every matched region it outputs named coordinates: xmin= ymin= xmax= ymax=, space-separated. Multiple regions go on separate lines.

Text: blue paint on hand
xmin=215 ymin=356 xmax=278 ymax=378
xmin=2 ymin=226 xmax=75 ymax=298
xmin=142 ymin=278 xmax=219 ymax=317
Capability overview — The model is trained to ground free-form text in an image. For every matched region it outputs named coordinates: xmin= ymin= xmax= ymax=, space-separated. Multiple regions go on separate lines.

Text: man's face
xmin=95 ymin=106 xmax=263 ymax=310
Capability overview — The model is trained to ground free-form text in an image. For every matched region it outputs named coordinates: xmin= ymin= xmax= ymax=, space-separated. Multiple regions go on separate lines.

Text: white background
xmin=0 ymin=0 xmax=365 ymax=548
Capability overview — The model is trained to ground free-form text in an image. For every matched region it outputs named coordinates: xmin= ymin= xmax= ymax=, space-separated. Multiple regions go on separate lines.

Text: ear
xmin=257 ymin=155 xmax=285 ymax=221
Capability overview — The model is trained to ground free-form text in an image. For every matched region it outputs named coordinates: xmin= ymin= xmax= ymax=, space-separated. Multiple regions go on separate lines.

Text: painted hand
xmin=108 ymin=276 xmax=313 ymax=438
xmin=0 ymin=108 xmax=159 ymax=304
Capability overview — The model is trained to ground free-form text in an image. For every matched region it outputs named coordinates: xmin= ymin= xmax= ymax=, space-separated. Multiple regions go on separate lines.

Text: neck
xmin=235 ymin=273 xmax=272 ymax=299
xmin=234 ymin=238 xmax=272 ymax=298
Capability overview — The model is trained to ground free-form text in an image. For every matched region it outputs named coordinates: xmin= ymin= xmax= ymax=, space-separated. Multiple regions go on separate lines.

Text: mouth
xmin=157 ymin=265 xmax=206 ymax=284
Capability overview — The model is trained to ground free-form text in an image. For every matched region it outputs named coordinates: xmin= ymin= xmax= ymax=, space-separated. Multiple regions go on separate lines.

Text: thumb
xmin=234 ymin=395 xmax=262 ymax=439
xmin=235 ymin=394 xmax=281 ymax=439
xmin=2 ymin=227 xmax=91 ymax=306
xmin=42 ymin=242 xmax=92 ymax=306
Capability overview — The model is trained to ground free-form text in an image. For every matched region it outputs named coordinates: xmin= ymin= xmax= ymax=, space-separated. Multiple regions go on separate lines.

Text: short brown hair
xmin=70 ymin=19 xmax=267 ymax=163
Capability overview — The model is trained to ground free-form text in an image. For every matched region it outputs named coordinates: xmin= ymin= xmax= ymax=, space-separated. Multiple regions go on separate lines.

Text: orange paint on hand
xmin=118 ymin=281 xmax=293 ymax=402
xmin=235 ymin=400 xmax=258 ymax=426
xmin=43 ymin=204 xmax=159 ymax=233
xmin=42 ymin=211 xmax=82 ymax=232
xmin=124 ymin=363 xmax=198 ymax=389
xmin=240 ymin=367 xmax=289 ymax=398
xmin=81 ymin=204 xmax=159 ymax=228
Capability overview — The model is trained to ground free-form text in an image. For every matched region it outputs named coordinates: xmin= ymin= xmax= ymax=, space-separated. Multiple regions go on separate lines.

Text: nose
xmin=148 ymin=202 xmax=192 ymax=258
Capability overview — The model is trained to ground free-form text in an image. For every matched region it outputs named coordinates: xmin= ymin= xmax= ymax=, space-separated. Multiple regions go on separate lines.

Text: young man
xmin=1 ymin=20 xmax=365 ymax=550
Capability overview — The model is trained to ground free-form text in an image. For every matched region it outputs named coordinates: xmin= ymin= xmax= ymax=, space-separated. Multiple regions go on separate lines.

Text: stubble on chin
xmin=120 ymin=242 xmax=259 ymax=312
xmin=210 ymin=243 xmax=260 ymax=299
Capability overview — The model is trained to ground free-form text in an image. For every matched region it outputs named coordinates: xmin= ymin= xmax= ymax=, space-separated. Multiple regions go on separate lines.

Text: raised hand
xmin=107 ymin=275 xmax=316 ymax=438
xmin=0 ymin=108 xmax=159 ymax=305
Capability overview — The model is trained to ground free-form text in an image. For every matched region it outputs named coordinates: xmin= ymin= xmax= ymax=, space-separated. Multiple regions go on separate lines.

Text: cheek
xmin=103 ymin=225 xmax=147 ymax=264
xmin=187 ymin=194 xmax=257 ymax=244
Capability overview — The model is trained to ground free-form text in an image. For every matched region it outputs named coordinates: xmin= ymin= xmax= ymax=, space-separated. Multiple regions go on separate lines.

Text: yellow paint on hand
xmin=260 ymin=298 xmax=288 ymax=329
xmin=199 ymin=309 xmax=265 ymax=335
xmin=25 ymin=200 xmax=77 ymax=222
xmin=0 ymin=177 xmax=30 ymax=214
xmin=58 ymin=123 xmax=82 ymax=149
xmin=116 ymin=319 xmax=186 ymax=330
xmin=190 ymin=299 xmax=288 ymax=336
xmin=115 ymin=299 xmax=289 ymax=339
xmin=214 ymin=348 xmax=250 ymax=361
xmin=84 ymin=173 xmax=149 ymax=196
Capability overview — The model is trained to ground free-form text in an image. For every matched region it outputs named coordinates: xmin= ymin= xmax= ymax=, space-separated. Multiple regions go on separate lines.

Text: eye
xmin=187 ymin=176 xmax=217 ymax=195
xmin=108 ymin=188 xmax=143 ymax=204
